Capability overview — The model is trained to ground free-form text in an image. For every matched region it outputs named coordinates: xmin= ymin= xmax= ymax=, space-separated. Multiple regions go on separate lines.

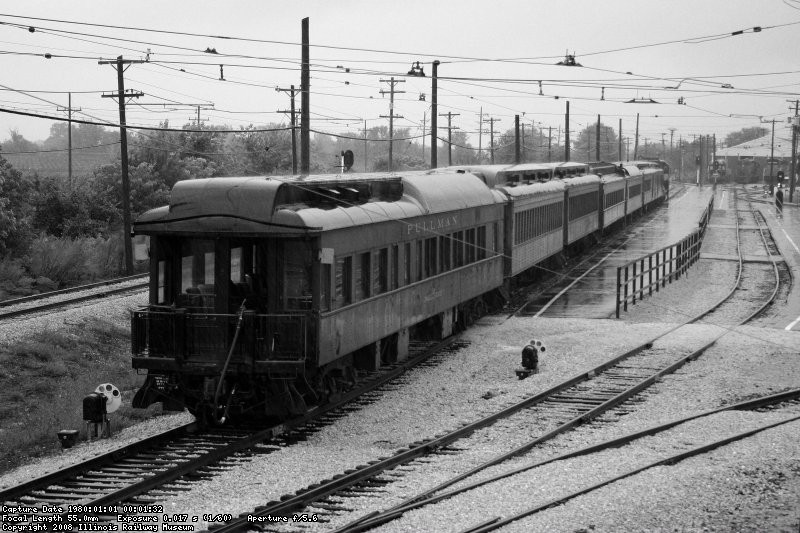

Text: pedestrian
xmin=775 ymin=186 xmax=784 ymax=214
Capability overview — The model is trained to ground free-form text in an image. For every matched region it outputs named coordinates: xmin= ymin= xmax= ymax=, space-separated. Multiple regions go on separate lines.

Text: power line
xmin=0 ymin=105 xmax=293 ymax=133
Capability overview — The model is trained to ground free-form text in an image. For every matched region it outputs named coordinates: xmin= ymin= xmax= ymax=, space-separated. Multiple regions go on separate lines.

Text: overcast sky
xmin=1 ymin=0 xmax=798 ymax=149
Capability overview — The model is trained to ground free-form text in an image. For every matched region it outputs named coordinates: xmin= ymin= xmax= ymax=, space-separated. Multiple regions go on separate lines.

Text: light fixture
xmin=625 ymin=97 xmax=660 ymax=104
xmin=556 ymin=51 xmax=582 ymax=67
xmin=407 ymin=61 xmax=426 ymax=77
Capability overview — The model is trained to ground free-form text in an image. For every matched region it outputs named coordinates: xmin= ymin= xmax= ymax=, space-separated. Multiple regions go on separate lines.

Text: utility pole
xmin=99 ymin=55 xmax=144 ymax=276
xmin=300 ymin=17 xmax=310 ymax=174
xmin=548 ymin=126 xmax=552 ymax=162
xmin=769 ymin=119 xmax=776 ymax=192
xmin=478 ymin=107 xmax=483 ymax=162
xmin=595 ymin=114 xmax=601 ymax=161
xmin=515 ymin=115 xmax=521 ymax=164
xmin=618 ymin=119 xmax=623 ymax=162
xmin=380 ymin=77 xmax=406 ymax=171
xmin=430 ymin=60 xmax=440 ymax=169
xmin=422 ymin=112 xmax=426 ymax=164
xmin=712 ymin=134 xmax=716 ymax=169
xmin=57 ymin=92 xmax=81 ymax=188
xmin=790 ymin=100 xmax=798 ymax=202
xmin=565 ymin=101 xmax=570 ymax=162
xmin=362 ymin=120 xmax=368 ymax=172
xmin=483 ymin=117 xmax=500 ymax=164
xmin=633 ymin=113 xmax=640 ymax=160
xmin=438 ymin=111 xmax=459 ymax=166
xmin=276 ymin=85 xmax=299 ymax=175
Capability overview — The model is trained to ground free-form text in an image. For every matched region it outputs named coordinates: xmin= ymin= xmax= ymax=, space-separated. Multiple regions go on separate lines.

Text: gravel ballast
xmin=3 ymin=314 xmax=794 ymax=532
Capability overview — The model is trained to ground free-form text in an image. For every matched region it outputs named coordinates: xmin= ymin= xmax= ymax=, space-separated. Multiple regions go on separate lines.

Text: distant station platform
xmin=755 ymin=194 xmax=800 ymax=331
xmin=523 ymin=185 xmax=716 ymax=319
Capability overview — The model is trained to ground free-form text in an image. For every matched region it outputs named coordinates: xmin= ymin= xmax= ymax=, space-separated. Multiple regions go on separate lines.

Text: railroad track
xmin=192 ymin=186 xmax=785 ymax=533
xmin=0 ymin=274 xmax=148 ymax=320
xmin=0 ymin=338 xmax=461 ymax=524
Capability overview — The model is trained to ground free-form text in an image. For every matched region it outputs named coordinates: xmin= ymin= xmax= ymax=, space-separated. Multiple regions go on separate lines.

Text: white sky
xmin=1 ymin=0 xmax=798 ymax=149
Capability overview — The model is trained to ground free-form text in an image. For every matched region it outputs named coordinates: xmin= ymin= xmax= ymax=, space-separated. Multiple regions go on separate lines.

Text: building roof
xmin=716 ymin=131 xmax=794 ymax=158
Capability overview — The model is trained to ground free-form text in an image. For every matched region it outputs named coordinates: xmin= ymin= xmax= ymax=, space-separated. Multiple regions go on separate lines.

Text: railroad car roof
xmin=133 ymin=171 xmax=502 ymax=235
xmin=600 ymin=174 xmax=625 ymax=184
xmin=561 ymin=174 xmax=601 ymax=187
xmin=497 ymin=179 xmax=565 ymax=198
xmin=621 ymin=165 xmax=643 ymax=177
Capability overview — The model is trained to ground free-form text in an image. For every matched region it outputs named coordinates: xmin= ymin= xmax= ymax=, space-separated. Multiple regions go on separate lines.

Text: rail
xmin=615 ymin=194 xmax=714 ymax=318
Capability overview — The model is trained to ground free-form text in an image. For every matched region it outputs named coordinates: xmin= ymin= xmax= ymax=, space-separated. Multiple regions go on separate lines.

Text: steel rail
xmin=0 ymin=274 xmax=148 ymax=307
xmin=462 ymin=412 xmax=800 ymax=533
xmin=323 ymin=187 xmax=786 ymax=533
xmin=340 ymin=389 xmax=800 ymax=533
xmin=0 ymin=278 xmax=148 ymax=320
xmin=0 ymin=336 xmax=460 ymax=522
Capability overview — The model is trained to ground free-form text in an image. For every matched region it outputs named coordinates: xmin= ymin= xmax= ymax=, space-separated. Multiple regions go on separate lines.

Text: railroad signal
xmin=342 ymin=150 xmax=354 ymax=171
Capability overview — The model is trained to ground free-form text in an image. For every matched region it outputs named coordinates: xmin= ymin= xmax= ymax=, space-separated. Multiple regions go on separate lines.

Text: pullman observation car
xmin=131 ymin=171 xmax=505 ymax=422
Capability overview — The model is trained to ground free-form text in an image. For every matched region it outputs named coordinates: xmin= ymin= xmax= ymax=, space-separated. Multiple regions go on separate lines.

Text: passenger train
xmin=131 ymin=160 xmax=668 ymax=423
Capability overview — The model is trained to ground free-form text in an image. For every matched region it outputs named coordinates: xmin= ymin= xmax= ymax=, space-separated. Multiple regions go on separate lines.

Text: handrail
xmin=615 ymin=194 xmax=714 ymax=318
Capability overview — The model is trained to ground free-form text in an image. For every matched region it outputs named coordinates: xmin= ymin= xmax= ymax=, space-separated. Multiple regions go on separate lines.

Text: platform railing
xmin=131 ymin=307 xmax=307 ymax=363
xmin=615 ymin=194 xmax=714 ymax=318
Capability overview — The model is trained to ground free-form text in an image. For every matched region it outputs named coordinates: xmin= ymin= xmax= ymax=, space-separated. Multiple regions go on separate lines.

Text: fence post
xmin=648 ymin=255 xmax=653 ymax=296
xmin=616 ymin=267 xmax=621 ymax=319
xmin=632 ymin=262 xmax=637 ymax=305
xmin=624 ymin=265 xmax=629 ymax=311
xmin=669 ymin=246 xmax=674 ymax=283
xmin=639 ymin=258 xmax=645 ymax=301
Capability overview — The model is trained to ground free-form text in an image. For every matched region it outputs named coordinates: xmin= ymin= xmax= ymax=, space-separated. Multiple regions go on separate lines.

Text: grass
xmin=0 ymin=319 xmax=168 ymax=473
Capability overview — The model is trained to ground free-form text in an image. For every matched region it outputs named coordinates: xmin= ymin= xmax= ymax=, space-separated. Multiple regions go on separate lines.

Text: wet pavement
xmin=753 ymin=191 xmax=800 ymax=331
xmin=522 ymin=182 xmax=800 ymax=333
xmin=522 ymin=184 xmax=715 ymax=319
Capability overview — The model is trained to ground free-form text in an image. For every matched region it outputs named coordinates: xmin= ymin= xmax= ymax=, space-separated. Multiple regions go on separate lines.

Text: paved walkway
xmin=755 ymin=196 xmax=800 ymax=331
xmin=525 ymin=185 xmax=715 ymax=318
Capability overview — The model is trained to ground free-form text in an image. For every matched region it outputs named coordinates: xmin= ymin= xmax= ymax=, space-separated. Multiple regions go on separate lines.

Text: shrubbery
xmin=0 ymin=234 xmax=130 ymax=299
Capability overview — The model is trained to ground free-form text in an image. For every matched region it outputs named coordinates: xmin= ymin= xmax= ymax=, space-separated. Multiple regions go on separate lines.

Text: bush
xmin=26 ymin=233 xmax=127 ymax=285
xmin=27 ymin=235 xmax=89 ymax=285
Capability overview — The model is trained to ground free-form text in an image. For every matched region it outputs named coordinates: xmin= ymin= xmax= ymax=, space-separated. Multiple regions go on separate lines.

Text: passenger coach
xmin=130 ymin=172 xmax=505 ymax=421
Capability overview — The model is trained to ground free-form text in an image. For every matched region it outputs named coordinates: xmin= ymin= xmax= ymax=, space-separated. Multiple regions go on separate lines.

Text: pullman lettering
xmin=407 ymin=215 xmax=459 ymax=235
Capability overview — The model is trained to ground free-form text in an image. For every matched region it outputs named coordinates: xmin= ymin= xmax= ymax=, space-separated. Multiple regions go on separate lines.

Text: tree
xmin=725 ymin=127 xmax=768 ymax=149
xmin=573 ymin=122 xmax=620 ymax=162
xmin=92 ymin=161 xmax=170 ymax=217
xmin=1 ymin=129 xmax=38 ymax=153
xmin=0 ymin=153 xmax=34 ymax=255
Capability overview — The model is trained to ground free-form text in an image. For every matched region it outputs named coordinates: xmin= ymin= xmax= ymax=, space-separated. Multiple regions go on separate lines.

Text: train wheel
xmin=343 ymin=366 xmax=357 ymax=390
xmin=472 ymin=298 xmax=487 ymax=320
xmin=323 ymin=372 xmax=340 ymax=401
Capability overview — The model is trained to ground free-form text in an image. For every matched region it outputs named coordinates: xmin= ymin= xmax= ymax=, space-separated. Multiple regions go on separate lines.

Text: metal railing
xmin=131 ymin=307 xmax=307 ymax=363
xmin=615 ymin=195 xmax=714 ymax=318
